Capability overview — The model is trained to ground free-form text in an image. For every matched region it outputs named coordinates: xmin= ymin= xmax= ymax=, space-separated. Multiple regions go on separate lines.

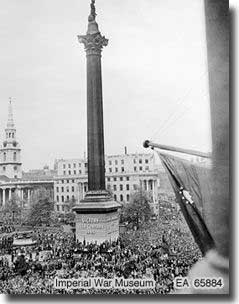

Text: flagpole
xmin=143 ymin=140 xmax=211 ymax=159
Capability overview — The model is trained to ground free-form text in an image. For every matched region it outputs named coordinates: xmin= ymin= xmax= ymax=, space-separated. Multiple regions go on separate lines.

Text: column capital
xmin=78 ymin=33 xmax=108 ymax=55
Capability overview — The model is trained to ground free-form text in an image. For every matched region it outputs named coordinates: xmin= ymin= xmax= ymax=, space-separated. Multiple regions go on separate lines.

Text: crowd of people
xmin=0 ymin=225 xmax=15 ymax=234
xmin=0 ymin=206 xmax=201 ymax=295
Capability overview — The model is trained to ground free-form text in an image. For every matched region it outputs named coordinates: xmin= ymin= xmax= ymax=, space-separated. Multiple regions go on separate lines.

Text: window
xmin=68 ymin=164 xmax=71 ymax=168
xmin=134 ymin=159 xmax=137 ymax=164
xmin=72 ymin=179 xmax=75 ymax=183
xmin=63 ymin=164 xmax=66 ymax=169
xmin=109 ymin=160 xmax=112 ymax=166
xmin=139 ymin=166 xmax=142 ymax=171
xmin=72 ymin=186 xmax=74 ymax=192
xmin=85 ymin=163 xmax=87 ymax=168
xmin=126 ymin=194 xmax=130 ymax=202
xmin=139 ymin=159 xmax=142 ymax=164
xmin=115 ymin=160 xmax=118 ymax=165
xmin=109 ymin=168 xmax=112 ymax=173
xmin=72 ymin=195 xmax=75 ymax=200
xmin=3 ymin=153 xmax=6 ymax=162
xmin=66 ymin=186 xmax=69 ymax=192
xmin=145 ymin=159 xmax=149 ymax=164
xmin=121 ymin=167 xmax=124 ymax=172
xmin=68 ymin=170 xmax=71 ymax=175
xmin=67 ymin=180 xmax=69 ymax=183
xmin=61 ymin=180 xmax=64 ymax=183
xmin=74 ymin=163 xmax=76 ymax=168
xmin=121 ymin=159 xmax=124 ymax=165
xmin=79 ymin=163 xmax=81 ymax=167
xmin=114 ymin=194 xmax=117 ymax=201
xmin=120 ymin=194 xmax=123 ymax=202
xmin=56 ymin=187 xmax=59 ymax=192
xmin=3 ymin=166 xmax=6 ymax=171
xmin=107 ymin=177 xmax=110 ymax=182
xmin=79 ymin=170 xmax=82 ymax=174
xmin=56 ymin=196 xmax=59 ymax=202
xmin=61 ymin=187 xmax=64 ymax=192
xmin=114 ymin=177 xmax=117 ymax=181
xmin=134 ymin=167 xmax=137 ymax=172
xmin=113 ymin=185 xmax=117 ymax=191
xmin=14 ymin=166 xmax=17 ymax=171
xmin=66 ymin=195 xmax=69 ymax=201
xmin=120 ymin=184 xmax=123 ymax=191
xmin=126 ymin=176 xmax=129 ymax=181
xmin=74 ymin=170 xmax=76 ymax=175
xmin=13 ymin=152 xmax=17 ymax=161
xmin=126 ymin=184 xmax=129 ymax=191
xmin=61 ymin=196 xmax=64 ymax=202
xmin=145 ymin=166 xmax=149 ymax=171
xmin=120 ymin=177 xmax=123 ymax=181
xmin=63 ymin=171 xmax=66 ymax=175
xmin=115 ymin=168 xmax=118 ymax=172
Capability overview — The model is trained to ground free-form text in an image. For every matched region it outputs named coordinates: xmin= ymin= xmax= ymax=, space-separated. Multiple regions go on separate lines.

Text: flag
xmin=157 ymin=151 xmax=215 ymax=256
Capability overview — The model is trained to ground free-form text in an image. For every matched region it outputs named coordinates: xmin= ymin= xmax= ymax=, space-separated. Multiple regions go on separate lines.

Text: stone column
xmin=82 ymin=183 xmax=85 ymax=199
xmin=9 ymin=188 xmax=12 ymax=200
xmin=73 ymin=1 xmax=120 ymax=244
xmin=3 ymin=188 xmax=6 ymax=206
xmin=78 ymin=15 xmax=108 ymax=192
xmin=151 ymin=180 xmax=154 ymax=201
xmin=77 ymin=183 xmax=80 ymax=203
xmin=20 ymin=189 xmax=23 ymax=201
xmin=27 ymin=189 xmax=30 ymax=205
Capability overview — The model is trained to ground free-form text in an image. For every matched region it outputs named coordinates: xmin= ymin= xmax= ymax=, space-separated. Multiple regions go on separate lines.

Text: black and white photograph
xmin=0 ymin=0 xmax=230 ymax=297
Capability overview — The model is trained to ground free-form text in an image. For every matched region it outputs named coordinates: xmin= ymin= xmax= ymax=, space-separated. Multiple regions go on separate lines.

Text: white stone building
xmin=54 ymin=153 xmax=160 ymax=215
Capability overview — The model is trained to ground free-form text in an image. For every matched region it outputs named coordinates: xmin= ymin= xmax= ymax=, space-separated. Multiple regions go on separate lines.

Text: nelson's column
xmin=73 ymin=0 xmax=121 ymax=243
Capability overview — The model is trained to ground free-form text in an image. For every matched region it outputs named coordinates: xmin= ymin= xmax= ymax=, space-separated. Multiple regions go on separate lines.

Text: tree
xmin=1 ymin=193 xmax=22 ymax=224
xmin=62 ymin=197 xmax=76 ymax=224
xmin=120 ymin=189 xmax=153 ymax=229
xmin=28 ymin=187 xmax=54 ymax=226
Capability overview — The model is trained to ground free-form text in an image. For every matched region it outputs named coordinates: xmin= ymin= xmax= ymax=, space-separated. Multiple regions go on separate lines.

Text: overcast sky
xmin=0 ymin=0 xmax=212 ymax=171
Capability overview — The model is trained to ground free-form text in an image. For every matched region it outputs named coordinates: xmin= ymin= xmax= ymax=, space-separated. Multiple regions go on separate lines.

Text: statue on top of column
xmin=88 ymin=0 xmax=96 ymax=22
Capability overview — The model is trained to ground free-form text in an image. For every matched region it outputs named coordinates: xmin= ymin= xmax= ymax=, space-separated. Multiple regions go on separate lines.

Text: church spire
xmin=0 ymin=97 xmax=22 ymax=179
xmin=7 ymin=97 xmax=15 ymax=129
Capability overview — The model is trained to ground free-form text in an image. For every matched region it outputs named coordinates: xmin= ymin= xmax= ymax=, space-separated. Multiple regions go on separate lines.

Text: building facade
xmin=54 ymin=153 xmax=160 ymax=214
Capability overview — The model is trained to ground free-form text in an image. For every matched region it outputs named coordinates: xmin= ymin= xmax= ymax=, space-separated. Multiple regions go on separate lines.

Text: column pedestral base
xmin=73 ymin=190 xmax=122 ymax=244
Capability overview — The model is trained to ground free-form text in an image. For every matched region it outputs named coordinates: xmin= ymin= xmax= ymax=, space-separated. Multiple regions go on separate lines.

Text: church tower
xmin=0 ymin=98 xmax=22 ymax=179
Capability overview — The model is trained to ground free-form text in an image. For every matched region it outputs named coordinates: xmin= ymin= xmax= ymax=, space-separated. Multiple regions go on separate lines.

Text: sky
xmin=0 ymin=0 xmax=212 ymax=171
